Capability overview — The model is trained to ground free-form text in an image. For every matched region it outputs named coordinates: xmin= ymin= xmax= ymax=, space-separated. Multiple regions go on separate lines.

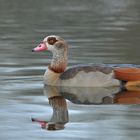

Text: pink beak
xmin=32 ymin=118 xmax=48 ymax=129
xmin=32 ymin=42 xmax=47 ymax=52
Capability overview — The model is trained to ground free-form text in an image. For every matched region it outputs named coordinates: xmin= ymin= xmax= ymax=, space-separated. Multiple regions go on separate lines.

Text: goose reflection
xmin=32 ymin=85 xmax=140 ymax=130
xmin=45 ymin=85 xmax=140 ymax=105
xmin=57 ymin=86 xmax=121 ymax=104
xmin=114 ymin=86 xmax=140 ymax=104
xmin=32 ymin=86 xmax=68 ymax=131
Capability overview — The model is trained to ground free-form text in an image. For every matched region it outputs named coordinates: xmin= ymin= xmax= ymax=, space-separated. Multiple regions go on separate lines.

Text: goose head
xmin=32 ymin=35 xmax=68 ymax=73
xmin=32 ymin=35 xmax=68 ymax=53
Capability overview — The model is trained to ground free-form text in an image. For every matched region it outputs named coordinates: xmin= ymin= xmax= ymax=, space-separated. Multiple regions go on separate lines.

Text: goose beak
xmin=32 ymin=42 xmax=47 ymax=52
xmin=31 ymin=118 xmax=48 ymax=129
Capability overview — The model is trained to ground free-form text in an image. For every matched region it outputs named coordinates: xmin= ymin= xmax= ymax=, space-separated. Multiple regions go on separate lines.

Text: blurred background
xmin=0 ymin=0 xmax=140 ymax=66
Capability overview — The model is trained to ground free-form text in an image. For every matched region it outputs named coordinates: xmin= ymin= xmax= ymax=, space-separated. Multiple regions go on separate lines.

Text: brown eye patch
xmin=47 ymin=37 xmax=58 ymax=45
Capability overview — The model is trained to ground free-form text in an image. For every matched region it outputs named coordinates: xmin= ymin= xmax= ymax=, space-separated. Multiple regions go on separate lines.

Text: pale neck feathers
xmin=49 ymin=50 xmax=67 ymax=73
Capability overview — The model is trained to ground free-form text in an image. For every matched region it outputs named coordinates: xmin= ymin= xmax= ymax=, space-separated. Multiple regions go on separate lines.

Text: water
xmin=0 ymin=0 xmax=140 ymax=139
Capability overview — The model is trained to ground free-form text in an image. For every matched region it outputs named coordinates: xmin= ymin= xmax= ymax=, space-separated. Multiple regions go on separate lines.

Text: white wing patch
xmin=58 ymin=71 xmax=120 ymax=87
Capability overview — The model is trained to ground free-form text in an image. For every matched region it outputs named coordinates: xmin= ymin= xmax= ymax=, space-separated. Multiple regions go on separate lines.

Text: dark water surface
xmin=0 ymin=0 xmax=140 ymax=139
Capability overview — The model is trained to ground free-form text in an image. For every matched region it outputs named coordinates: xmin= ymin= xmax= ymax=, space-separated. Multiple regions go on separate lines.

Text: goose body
xmin=44 ymin=64 xmax=120 ymax=87
xmin=32 ymin=35 xmax=140 ymax=87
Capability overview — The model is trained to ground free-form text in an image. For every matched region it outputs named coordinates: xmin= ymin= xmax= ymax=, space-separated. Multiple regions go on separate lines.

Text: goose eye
xmin=47 ymin=37 xmax=58 ymax=45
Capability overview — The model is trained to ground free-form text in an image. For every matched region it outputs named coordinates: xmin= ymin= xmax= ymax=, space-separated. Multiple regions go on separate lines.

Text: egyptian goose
xmin=32 ymin=35 xmax=140 ymax=87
